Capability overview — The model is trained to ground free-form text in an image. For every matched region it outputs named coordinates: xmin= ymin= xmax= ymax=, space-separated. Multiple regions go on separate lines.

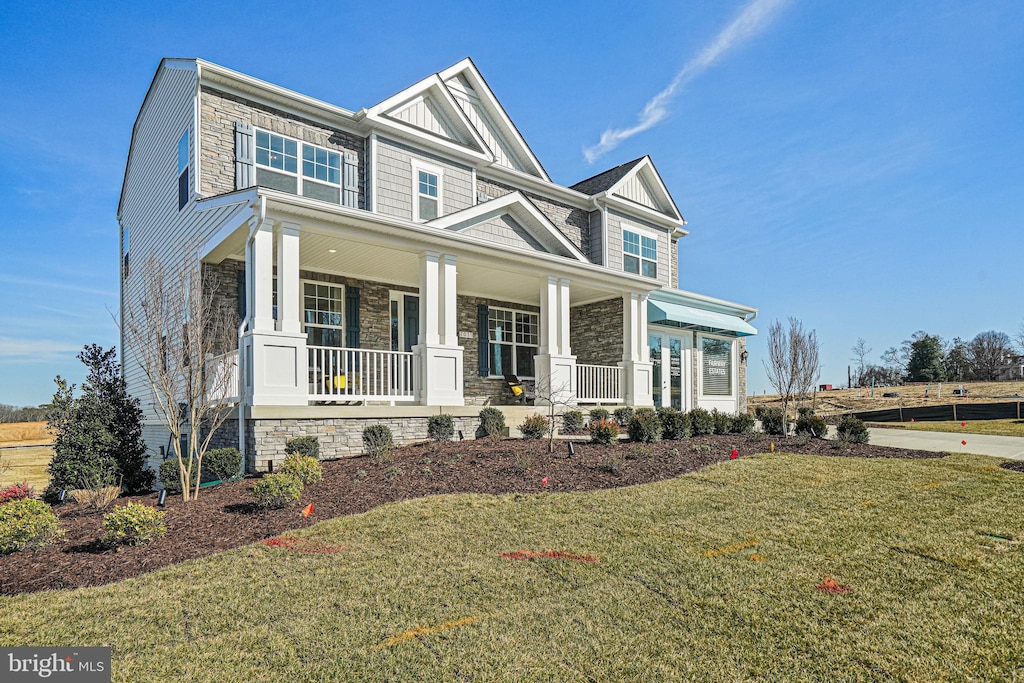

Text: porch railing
xmin=576 ymin=364 xmax=623 ymax=404
xmin=308 ymin=346 xmax=416 ymax=401
xmin=206 ymin=350 xmax=240 ymax=404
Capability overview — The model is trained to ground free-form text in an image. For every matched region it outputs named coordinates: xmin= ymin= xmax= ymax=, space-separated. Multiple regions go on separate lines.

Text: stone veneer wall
xmin=570 ymin=297 xmax=623 ymax=367
xmin=199 ymin=86 xmax=366 ymax=208
xmin=477 ymin=177 xmax=591 ymax=260
xmin=246 ymin=415 xmax=480 ymax=471
xmin=459 ymin=294 xmax=541 ymax=405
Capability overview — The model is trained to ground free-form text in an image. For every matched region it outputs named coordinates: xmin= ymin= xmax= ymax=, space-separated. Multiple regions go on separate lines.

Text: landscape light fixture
xmin=458 ymin=430 xmax=464 ymax=441
xmin=57 ymin=489 xmax=67 ymax=504
xmin=157 ymin=489 xmax=167 ymax=507
xmin=567 ymin=442 xmax=575 ymax=457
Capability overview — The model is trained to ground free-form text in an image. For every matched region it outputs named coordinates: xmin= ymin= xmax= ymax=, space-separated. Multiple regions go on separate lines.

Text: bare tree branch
xmin=763 ymin=317 xmax=821 ymax=435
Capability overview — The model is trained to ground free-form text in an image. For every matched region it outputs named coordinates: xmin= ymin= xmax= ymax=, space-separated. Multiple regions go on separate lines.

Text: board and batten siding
xmin=605 ymin=209 xmax=671 ymax=288
xmin=375 ymin=137 xmax=473 ymax=221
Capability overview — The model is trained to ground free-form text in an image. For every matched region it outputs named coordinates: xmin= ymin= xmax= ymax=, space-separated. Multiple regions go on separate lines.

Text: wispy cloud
xmin=0 ymin=274 xmax=117 ymax=299
xmin=583 ymin=0 xmax=790 ymax=163
xmin=0 ymin=336 xmax=81 ymax=361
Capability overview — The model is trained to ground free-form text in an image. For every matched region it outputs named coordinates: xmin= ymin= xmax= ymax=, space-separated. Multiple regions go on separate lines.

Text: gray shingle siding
xmin=606 ymin=209 xmax=671 ymax=288
xmin=463 ymin=215 xmax=545 ymax=251
xmin=476 ymin=177 xmax=590 ymax=258
xmin=376 ymin=137 xmax=473 ymax=221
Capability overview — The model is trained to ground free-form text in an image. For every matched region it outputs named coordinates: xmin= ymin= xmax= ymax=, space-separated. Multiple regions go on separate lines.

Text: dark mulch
xmin=0 ymin=433 xmax=942 ymax=596
xmin=1000 ymin=460 xmax=1024 ymax=473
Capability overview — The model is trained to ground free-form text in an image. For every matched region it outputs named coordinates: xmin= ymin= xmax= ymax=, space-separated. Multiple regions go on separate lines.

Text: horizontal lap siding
xmin=476 ymin=176 xmax=591 ymax=259
xmin=376 ymin=137 xmax=473 ymax=221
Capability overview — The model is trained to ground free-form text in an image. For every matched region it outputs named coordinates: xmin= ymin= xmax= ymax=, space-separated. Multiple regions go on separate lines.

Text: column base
xmin=621 ymin=360 xmax=654 ymax=407
xmin=244 ymin=330 xmax=309 ymax=406
xmin=415 ymin=344 xmax=465 ymax=406
xmin=534 ymin=353 xmax=577 ymax=406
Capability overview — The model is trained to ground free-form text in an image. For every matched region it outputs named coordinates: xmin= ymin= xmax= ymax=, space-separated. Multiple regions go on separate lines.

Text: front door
xmin=650 ymin=332 xmax=691 ymax=411
xmin=390 ymin=292 xmax=419 ymax=393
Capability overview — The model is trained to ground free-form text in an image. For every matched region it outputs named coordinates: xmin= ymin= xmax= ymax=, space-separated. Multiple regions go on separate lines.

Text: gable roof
xmin=427 ymin=192 xmax=587 ymax=262
xmin=573 ymin=155 xmax=683 ymax=223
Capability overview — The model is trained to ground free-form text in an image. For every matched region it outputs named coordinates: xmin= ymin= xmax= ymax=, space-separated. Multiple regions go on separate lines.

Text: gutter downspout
xmin=236 ymin=196 xmax=266 ymax=477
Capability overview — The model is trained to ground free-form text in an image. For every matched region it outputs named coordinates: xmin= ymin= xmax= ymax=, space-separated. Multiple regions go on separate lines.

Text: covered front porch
xmin=200 ymin=190 xmax=658 ymax=410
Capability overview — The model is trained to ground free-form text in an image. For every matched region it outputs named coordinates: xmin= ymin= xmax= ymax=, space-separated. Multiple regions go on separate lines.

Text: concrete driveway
xmin=863 ymin=427 xmax=1024 ymax=461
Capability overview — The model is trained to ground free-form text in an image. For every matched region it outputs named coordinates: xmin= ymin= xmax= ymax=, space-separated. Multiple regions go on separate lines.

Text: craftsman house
xmin=118 ymin=58 xmax=757 ymax=469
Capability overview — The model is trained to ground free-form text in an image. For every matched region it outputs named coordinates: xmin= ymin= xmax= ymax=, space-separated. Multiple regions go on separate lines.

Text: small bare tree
xmin=764 ymin=317 xmax=821 ymax=435
xmin=532 ymin=374 xmax=575 ymax=453
xmin=120 ymin=250 xmax=238 ymax=502
xmin=850 ymin=338 xmax=871 ymax=386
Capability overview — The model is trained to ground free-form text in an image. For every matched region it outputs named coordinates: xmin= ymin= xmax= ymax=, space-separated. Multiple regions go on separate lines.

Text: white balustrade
xmin=576 ymin=364 xmax=623 ymax=403
xmin=308 ymin=346 xmax=415 ymax=401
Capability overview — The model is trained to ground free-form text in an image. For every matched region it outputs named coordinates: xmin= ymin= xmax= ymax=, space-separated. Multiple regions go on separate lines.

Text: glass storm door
xmin=650 ymin=335 xmax=663 ymax=407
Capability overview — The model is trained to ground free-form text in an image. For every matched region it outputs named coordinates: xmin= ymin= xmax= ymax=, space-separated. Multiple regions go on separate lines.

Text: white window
xmin=700 ymin=335 xmax=734 ymax=397
xmin=488 ymin=307 xmax=538 ymax=378
xmin=255 ymin=130 xmax=342 ymax=203
xmin=412 ymin=161 xmax=443 ymax=221
xmin=177 ymin=129 xmax=189 ymax=210
xmin=623 ymin=228 xmax=658 ymax=279
xmin=303 ymin=281 xmax=345 ymax=347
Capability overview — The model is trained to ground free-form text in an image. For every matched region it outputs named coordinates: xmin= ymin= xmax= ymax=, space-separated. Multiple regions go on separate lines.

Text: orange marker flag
xmin=302 ymin=502 xmax=314 ymax=519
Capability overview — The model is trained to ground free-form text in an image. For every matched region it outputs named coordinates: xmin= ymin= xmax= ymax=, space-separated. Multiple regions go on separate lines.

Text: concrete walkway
xmin=864 ymin=427 xmax=1024 ymax=461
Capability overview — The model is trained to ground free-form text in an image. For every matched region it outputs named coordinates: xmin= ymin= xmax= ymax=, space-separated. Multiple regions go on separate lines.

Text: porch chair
xmin=503 ymin=374 xmax=536 ymax=405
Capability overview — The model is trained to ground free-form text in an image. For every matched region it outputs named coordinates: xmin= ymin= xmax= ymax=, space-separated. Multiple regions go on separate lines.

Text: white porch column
xmin=414 ymin=251 xmax=464 ymax=406
xmin=535 ymin=276 xmax=577 ymax=406
xmin=242 ymin=217 xmax=307 ymax=406
xmin=276 ymin=221 xmax=300 ymax=334
xmin=620 ymin=291 xmax=653 ymax=406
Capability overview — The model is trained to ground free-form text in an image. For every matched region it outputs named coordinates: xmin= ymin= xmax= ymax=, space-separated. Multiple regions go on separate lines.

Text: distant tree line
xmin=0 ymin=404 xmax=48 ymax=423
xmin=850 ymin=329 xmax=1022 ymax=386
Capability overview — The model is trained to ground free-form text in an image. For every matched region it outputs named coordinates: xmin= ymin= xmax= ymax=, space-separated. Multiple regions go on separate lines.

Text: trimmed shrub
xmin=253 ymin=473 xmax=303 ymax=509
xmin=102 ymin=502 xmax=166 ymax=547
xmin=613 ymin=407 xmax=635 ymax=428
xmin=478 ymin=407 xmax=506 ymax=438
xmin=755 ymin=406 xmax=786 ymax=436
xmin=520 ymin=414 xmax=549 ymax=440
xmin=658 ymin=408 xmax=691 ymax=441
xmin=795 ymin=407 xmax=828 ymax=438
xmin=285 ymin=436 xmax=320 ymax=460
xmin=712 ymin=410 xmax=733 ymax=435
xmin=628 ymin=408 xmax=663 ymax=443
xmin=730 ymin=412 xmax=756 ymax=435
xmin=589 ymin=418 xmax=620 ymax=445
xmin=836 ymin=415 xmax=870 ymax=444
xmin=688 ymin=408 xmax=715 ymax=436
xmin=204 ymin=448 xmax=242 ymax=482
xmin=561 ymin=410 xmax=584 ymax=434
xmin=0 ymin=483 xmax=34 ymax=505
xmin=363 ymin=424 xmax=394 ymax=461
xmin=0 ymin=499 xmax=64 ymax=554
xmin=427 ymin=414 xmax=455 ymax=442
xmin=600 ymin=450 xmax=626 ymax=475
xmin=159 ymin=459 xmax=199 ymax=494
xmin=589 ymin=408 xmax=611 ymax=424
xmin=279 ymin=453 xmax=323 ymax=486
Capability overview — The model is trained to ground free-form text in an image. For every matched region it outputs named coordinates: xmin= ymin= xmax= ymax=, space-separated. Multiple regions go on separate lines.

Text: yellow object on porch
xmin=332 ymin=375 xmax=346 ymax=389
xmin=510 ymin=384 xmax=523 ymax=397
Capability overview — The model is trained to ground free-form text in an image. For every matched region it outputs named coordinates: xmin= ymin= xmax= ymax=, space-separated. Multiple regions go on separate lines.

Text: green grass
xmin=2 ymin=452 xmax=1024 ymax=681
xmin=868 ymin=418 xmax=1024 ymax=438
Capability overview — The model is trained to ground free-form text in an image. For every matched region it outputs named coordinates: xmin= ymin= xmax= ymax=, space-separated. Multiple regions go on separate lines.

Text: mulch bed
xmin=1000 ymin=460 xmax=1024 ymax=473
xmin=0 ymin=433 xmax=942 ymax=596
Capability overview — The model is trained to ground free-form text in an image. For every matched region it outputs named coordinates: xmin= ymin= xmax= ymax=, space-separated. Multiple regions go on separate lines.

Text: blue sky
xmin=1 ymin=0 xmax=1022 ymax=406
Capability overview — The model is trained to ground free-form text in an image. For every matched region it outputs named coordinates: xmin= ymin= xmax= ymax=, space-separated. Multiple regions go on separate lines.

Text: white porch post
xmin=620 ymin=291 xmax=653 ymax=406
xmin=535 ymin=276 xmax=577 ymax=406
xmin=242 ymin=218 xmax=307 ymax=406
xmin=414 ymin=251 xmax=464 ymax=406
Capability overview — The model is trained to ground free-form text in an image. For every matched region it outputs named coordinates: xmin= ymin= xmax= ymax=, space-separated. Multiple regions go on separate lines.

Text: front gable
xmin=428 ymin=192 xmax=587 ymax=262
xmin=605 ymin=157 xmax=682 ymax=222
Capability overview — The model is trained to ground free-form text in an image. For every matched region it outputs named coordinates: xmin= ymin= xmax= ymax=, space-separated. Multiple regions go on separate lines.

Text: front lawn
xmin=1 ymin=450 xmax=1022 ymax=680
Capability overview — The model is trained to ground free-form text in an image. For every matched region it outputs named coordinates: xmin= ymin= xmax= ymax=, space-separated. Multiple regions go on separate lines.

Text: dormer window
xmin=623 ymin=228 xmax=658 ymax=279
xmin=177 ymin=129 xmax=189 ymax=210
xmin=412 ymin=161 xmax=443 ymax=221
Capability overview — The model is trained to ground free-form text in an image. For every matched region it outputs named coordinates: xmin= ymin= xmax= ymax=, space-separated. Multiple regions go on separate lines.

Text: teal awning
xmin=648 ymin=300 xmax=757 ymax=336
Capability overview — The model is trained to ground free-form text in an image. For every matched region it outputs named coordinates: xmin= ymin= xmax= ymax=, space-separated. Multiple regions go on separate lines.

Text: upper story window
xmin=623 ymin=228 xmax=658 ymax=279
xmin=412 ymin=161 xmax=443 ymax=222
xmin=177 ymin=129 xmax=189 ymax=210
xmin=303 ymin=281 xmax=345 ymax=347
xmin=255 ymin=130 xmax=342 ymax=204
xmin=488 ymin=307 xmax=538 ymax=378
